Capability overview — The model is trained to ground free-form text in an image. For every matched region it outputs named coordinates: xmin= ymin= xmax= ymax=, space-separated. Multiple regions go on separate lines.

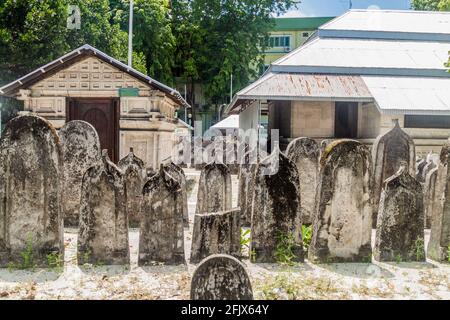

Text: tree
xmin=112 ymin=0 xmax=175 ymax=84
xmin=171 ymin=0 xmax=298 ymax=108
xmin=411 ymin=0 xmax=450 ymax=11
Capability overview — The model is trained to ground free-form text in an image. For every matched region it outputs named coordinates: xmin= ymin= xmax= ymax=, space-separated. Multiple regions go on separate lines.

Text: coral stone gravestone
xmin=60 ymin=120 xmax=101 ymax=227
xmin=374 ymin=165 xmax=425 ymax=262
xmin=372 ymin=120 xmax=415 ymax=226
xmin=196 ymin=162 xmax=232 ymax=215
xmin=118 ymin=148 xmax=145 ymax=227
xmin=309 ymin=140 xmax=373 ymax=263
xmin=424 ymin=167 xmax=438 ymax=229
xmin=427 ymin=142 xmax=450 ymax=262
xmin=190 ymin=208 xmax=241 ymax=263
xmin=190 ymin=254 xmax=253 ymax=300
xmin=251 ymin=148 xmax=304 ymax=263
xmin=0 ymin=115 xmax=64 ymax=267
xmin=237 ymin=148 xmax=259 ymax=227
xmin=139 ymin=165 xmax=185 ymax=265
xmin=163 ymin=161 xmax=189 ymax=226
xmin=285 ymin=137 xmax=320 ymax=225
xmin=77 ymin=150 xmax=129 ymax=265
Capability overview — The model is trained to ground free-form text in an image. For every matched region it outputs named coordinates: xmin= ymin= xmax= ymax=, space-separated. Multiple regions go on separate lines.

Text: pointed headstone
xmin=251 ymin=148 xmax=304 ymax=263
xmin=78 ymin=150 xmax=129 ymax=265
xmin=118 ymin=148 xmax=145 ymax=227
xmin=374 ymin=165 xmax=425 ymax=262
xmin=309 ymin=140 xmax=373 ymax=263
xmin=139 ymin=165 xmax=185 ymax=265
xmin=163 ymin=160 xmax=189 ymax=226
xmin=0 ymin=115 xmax=64 ymax=267
xmin=60 ymin=120 xmax=101 ymax=227
xmin=424 ymin=167 xmax=438 ymax=229
xmin=372 ymin=120 xmax=415 ymax=226
xmin=285 ymin=137 xmax=320 ymax=224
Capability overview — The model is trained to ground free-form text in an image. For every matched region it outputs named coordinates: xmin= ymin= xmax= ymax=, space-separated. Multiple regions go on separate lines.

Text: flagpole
xmin=128 ymin=0 xmax=134 ymax=67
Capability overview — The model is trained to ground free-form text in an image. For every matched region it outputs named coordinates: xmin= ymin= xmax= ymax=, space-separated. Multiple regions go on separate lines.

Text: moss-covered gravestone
xmin=139 ymin=165 xmax=185 ymax=265
xmin=163 ymin=161 xmax=189 ymax=227
xmin=285 ymin=137 xmax=320 ymax=225
xmin=190 ymin=208 xmax=241 ymax=263
xmin=190 ymin=254 xmax=253 ymax=300
xmin=118 ymin=148 xmax=145 ymax=228
xmin=78 ymin=150 xmax=129 ymax=265
xmin=196 ymin=162 xmax=232 ymax=215
xmin=372 ymin=120 xmax=415 ymax=226
xmin=251 ymin=148 xmax=304 ymax=263
xmin=309 ymin=140 xmax=373 ymax=263
xmin=60 ymin=120 xmax=101 ymax=227
xmin=0 ymin=115 xmax=64 ymax=267
xmin=374 ymin=165 xmax=425 ymax=262
xmin=424 ymin=167 xmax=438 ymax=229
xmin=427 ymin=142 xmax=450 ymax=262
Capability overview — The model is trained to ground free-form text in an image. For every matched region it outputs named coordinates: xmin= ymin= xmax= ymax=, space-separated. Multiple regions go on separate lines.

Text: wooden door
xmin=67 ymin=98 xmax=119 ymax=162
xmin=335 ymin=102 xmax=358 ymax=139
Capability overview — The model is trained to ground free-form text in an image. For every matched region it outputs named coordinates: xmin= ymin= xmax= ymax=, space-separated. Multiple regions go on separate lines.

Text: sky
xmin=280 ymin=0 xmax=412 ymax=17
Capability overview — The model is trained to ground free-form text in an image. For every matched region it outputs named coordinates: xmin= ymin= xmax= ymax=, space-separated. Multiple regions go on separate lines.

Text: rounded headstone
xmin=190 ymin=254 xmax=253 ymax=300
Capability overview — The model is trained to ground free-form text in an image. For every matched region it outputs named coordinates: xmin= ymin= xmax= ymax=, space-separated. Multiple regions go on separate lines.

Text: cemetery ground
xmin=0 ymin=170 xmax=449 ymax=300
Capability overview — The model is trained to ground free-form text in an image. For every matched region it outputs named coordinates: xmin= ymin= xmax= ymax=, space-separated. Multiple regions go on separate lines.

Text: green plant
xmin=250 ymin=248 xmax=257 ymax=263
xmin=410 ymin=238 xmax=426 ymax=261
xmin=46 ymin=251 xmax=63 ymax=272
xmin=301 ymin=225 xmax=312 ymax=252
xmin=447 ymin=245 xmax=450 ymax=263
xmin=275 ymin=232 xmax=299 ymax=267
xmin=395 ymin=254 xmax=403 ymax=264
xmin=240 ymin=228 xmax=251 ymax=256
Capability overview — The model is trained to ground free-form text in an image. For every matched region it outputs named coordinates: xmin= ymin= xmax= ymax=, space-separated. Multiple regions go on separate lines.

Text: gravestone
xmin=139 ymin=165 xmax=185 ymax=265
xmin=0 ymin=115 xmax=64 ymax=267
xmin=285 ymin=137 xmax=320 ymax=224
xmin=77 ymin=150 xmax=129 ymax=265
xmin=118 ymin=148 xmax=145 ymax=227
xmin=309 ymin=140 xmax=373 ymax=263
xmin=251 ymin=148 xmax=304 ymax=263
xmin=372 ymin=120 xmax=415 ymax=226
xmin=190 ymin=254 xmax=253 ymax=300
xmin=374 ymin=165 xmax=425 ymax=262
xmin=163 ymin=161 xmax=189 ymax=226
xmin=237 ymin=148 xmax=259 ymax=227
xmin=60 ymin=120 xmax=101 ymax=227
xmin=424 ymin=167 xmax=438 ymax=229
xmin=427 ymin=142 xmax=450 ymax=262
xmin=190 ymin=208 xmax=241 ymax=263
xmin=196 ymin=162 xmax=232 ymax=215
xmin=416 ymin=158 xmax=427 ymax=183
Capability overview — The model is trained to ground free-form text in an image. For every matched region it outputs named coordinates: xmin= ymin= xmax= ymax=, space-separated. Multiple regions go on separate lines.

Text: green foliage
xmin=240 ymin=228 xmax=251 ymax=256
xmin=8 ymin=236 xmax=36 ymax=270
xmin=46 ymin=252 xmax=63 ymax=272
xmin=447 ymin=245 xmax=450 ymax=262
xmin=410 ymin=238 xmax=426 ymax=261
xmin=301 ymin=225 xmax=312 ymax=252
xmin=411 ymin=0 xmax=450 ymax=11
xmin=275 ymin=232 xmax=299 ymax=266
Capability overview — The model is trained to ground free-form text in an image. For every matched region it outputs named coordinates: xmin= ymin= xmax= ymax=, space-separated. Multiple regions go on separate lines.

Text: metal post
xmin=128 ymin=0 xmax=134 ymax=67
xmin=230 ymin=73 xmax=233 ymax=103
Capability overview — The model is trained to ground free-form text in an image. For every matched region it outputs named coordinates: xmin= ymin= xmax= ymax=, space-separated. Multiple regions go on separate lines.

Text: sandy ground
xmin=0 ymin=169 xmax=449 ymax=300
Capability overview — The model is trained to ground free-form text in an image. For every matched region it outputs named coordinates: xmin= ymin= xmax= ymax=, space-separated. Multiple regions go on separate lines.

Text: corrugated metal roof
xmin=226 ymin=73 xmax=373 ymax=113
xmin=271 ymin=38 xmax=450 ymax=77
xmin=211 ymin=115 xmax=239 ymax=129
xmin=362 ymin=76 xmax=450 ymax=115
xmin=274 ymin=17 xmax=335 ymax=31
xmin=0 ymin=44 xmax=190 ymax=108
xmin=320 ymin=10 xmax=450 ymax=37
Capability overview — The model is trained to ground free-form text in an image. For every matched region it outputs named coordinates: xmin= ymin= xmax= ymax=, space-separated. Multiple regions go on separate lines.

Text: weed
xmin=447 ymin=245 xmax=450 ymax=263
xmin=301 ymin=225 xmax=312 ymax=252
xmin=46 ymin=251 xmax=63 ymax=272
xmin=275 ymin=232 xmax=299 ymax=267
xmin=410 ymin=238 xmax=425 ymax=261
xmin=240 ymin=228 xmax=251 ymax=256
xmin=395 ymin=254 xmax=403 ymax=264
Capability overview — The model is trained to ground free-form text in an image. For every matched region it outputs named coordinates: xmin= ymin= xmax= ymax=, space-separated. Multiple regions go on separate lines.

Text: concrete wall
xmin=290 ymin=101 xmax=335 ymax=138
xmin=358 ymin=102 xmax=380 ymax=139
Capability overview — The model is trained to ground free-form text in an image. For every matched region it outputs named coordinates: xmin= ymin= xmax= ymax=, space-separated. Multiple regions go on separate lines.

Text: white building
xmin=226 ymin=10 xmax=450 ymax=155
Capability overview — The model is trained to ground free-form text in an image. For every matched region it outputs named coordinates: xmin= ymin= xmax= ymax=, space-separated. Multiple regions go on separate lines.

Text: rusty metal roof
xmin=226 ymin=73 xmax=373 ymax=114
